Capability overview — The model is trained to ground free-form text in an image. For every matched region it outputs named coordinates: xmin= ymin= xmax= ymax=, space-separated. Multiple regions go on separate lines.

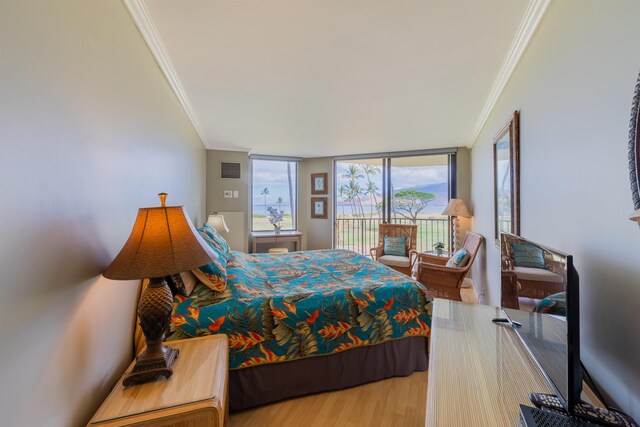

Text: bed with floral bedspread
xmin=168 ymin=249 xmax=432 ymax=370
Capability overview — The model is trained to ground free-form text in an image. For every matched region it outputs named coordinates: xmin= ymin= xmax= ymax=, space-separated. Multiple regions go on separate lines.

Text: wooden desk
xmin=89 ymin=335 xmax=228 ymax=427
xmin=251 ymin=230 xmax=302 ymax=253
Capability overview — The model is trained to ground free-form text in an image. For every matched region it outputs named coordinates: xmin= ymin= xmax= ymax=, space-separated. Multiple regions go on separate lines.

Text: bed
xmin=160 ymin=234 xmax=432 ymax=411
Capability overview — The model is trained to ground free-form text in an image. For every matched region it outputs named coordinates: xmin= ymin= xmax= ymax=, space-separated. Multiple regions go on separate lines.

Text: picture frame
xmin=311 ymin=197 xmax=328 ymax=219
xmin=493 ymin=110 xmax=520 ymax=245
xmin=311 ymin=173 xmax=328 ymax=195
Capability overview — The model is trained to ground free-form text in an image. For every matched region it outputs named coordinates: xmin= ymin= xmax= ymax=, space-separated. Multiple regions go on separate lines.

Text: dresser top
xmin=251 ymin=230 xmax=302 ymax=237
xmin=426 ymin=300 xmax=554 ymax=426
xmin=90 ymin=335 xmax=227 ymax=424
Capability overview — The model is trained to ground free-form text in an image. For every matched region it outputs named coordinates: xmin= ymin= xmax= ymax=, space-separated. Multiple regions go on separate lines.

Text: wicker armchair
xmin=416 ymin=232 xmax=484 ymax=301
xmin=501 ymin=234 xmax=566 ymax=301
xmin=370 ymin=223 xmax=418 ymax=276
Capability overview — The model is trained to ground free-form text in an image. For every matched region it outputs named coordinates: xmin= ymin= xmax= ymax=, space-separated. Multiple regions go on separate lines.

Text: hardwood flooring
xmin=228 ymin=371 xmax=428 ymax=427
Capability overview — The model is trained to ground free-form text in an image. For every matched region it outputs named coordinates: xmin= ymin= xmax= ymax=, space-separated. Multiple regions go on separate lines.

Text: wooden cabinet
xmin=88 ymin=335 xmax=228 ymax=427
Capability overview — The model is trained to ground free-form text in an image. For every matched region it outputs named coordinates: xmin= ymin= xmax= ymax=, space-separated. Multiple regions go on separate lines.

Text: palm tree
xmin=362 ymin=164 xmax=381 ymax=218
xmin=287 ymin=163 xmax=295 ymax=225
xmin=260 ymin=187 xmax=270 ymax=215
xmin=276 ymin=196 xmax=284 ymax=210
xmin=343 ymin=164 xmax=365 ymax=217
xmin=338 ymin=184 xmax=348 ymax=217
xmin=343 ymin=164 xmax=363 ymax=183
xmin=346 ymin=180 xmax=365 ymax=217
xmin=364 ymin=181 xmax=380 ymax=219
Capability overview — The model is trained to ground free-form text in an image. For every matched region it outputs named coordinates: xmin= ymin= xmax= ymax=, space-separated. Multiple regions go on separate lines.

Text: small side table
xmin=88 ymin=335 xmax=228 ymax=427
xmin=413 ymin=251 xmax=452 ymax=278
xmin=418 ymin=250 xmax=452 ymax=264
xmin=251 ymin=230 xmax=302 ymax=253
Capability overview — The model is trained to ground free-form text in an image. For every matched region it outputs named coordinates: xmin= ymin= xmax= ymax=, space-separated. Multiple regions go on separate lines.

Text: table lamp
xmin=103 ymin=193 xmax=216 ymax=386
xmin=442 ymin=199 xmax=472 ymax=251
xmin=207 ymin=213 xmax=230 ymax=233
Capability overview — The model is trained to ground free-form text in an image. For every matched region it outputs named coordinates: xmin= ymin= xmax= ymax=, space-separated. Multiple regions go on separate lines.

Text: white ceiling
xmin=140 ymin=0 xmax=532 ymax=157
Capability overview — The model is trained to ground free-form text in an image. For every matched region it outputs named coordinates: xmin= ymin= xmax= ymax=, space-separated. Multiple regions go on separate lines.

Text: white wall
xmin=470 ymin=0 xmax=640 ymax=418
xmin=299 ymin=157 xmax=334 ymax=250
xmin=0 ymin=1 xmax=205 ymax=426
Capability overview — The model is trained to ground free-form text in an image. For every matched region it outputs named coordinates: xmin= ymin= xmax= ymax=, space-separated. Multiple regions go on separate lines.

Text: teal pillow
xmin=446 ymin=248 xmax=469 ymax=268
xmin=200 ymin=224 xmax=230 ymax=254
xmin=511 ymin=242 xmax=545 ymax=268
xmin=193 ymin=227 xmax=228 ymax=292
xmin=384 ymin=236 xmax=407 ymax=256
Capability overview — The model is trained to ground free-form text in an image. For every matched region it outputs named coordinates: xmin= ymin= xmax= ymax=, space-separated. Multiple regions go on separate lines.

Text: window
xmin=334 ymin=153 xmax=455 ymax=254
xmin=251 ymin=158 xmax=298 ymax=231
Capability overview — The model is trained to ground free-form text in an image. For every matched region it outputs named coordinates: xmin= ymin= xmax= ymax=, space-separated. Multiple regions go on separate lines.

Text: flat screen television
xmin=499 ymin=233 xmax=581 ymax=415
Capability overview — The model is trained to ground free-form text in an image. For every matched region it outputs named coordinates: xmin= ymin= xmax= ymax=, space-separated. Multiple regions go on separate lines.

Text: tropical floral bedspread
xmin=168 ymin=249 xmax=432 ymax=369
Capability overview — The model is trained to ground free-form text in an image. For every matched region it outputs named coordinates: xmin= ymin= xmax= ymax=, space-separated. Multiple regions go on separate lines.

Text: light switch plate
xmin=224 ymin=190 xmax=232 ymax=198
xmin=233 ymin=191 xmax=239 ymax=198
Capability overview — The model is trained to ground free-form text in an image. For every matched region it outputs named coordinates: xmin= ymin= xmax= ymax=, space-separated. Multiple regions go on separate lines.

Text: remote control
xmin=573 ymin=402 xmax=639 ymax=427
xmin=530 ymin=393 xmax=566 ymax=411
xmin=491 ymin=317 xmax=522 ymax=327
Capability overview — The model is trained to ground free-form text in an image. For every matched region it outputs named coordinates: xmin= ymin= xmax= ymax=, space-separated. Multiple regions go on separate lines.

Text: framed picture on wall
xmin=311 ymin=173 xmax=328 ymax=195
xmin=311 ymin=197 xmax=328 ymax=219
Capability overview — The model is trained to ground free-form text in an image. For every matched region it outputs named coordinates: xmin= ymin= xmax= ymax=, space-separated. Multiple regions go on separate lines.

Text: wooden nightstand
xmin=88 ymin=335 xmax=228 ymax=427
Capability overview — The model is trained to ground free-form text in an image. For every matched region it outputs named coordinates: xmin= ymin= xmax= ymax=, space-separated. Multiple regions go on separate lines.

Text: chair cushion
xmin=514 ymin=266 xmax=564 ymax=283
xmin=378 ymin=255 xmax=411 ymax=268
xmin=384 ymin=236 xmax=407 ymax=256
xmin=446 ymin=248 xmax=469 ymax=268
xmin=511 ymin=242 xmax=545 ymax=268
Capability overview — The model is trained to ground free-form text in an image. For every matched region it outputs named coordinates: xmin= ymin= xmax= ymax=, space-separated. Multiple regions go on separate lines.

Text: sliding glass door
xmin=334 ymin=153 xmax=454 ymax=255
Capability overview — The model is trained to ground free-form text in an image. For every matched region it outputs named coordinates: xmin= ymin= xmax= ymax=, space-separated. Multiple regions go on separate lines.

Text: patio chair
xmin=370 ymin=223 xmax=418 ymax=276
xmin=416 ymin=231 xmax=484 ymax=301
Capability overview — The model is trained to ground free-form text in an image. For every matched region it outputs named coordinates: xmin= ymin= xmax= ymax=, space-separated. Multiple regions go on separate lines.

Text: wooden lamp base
xmin=123 ymin=277 xmax=179 ymax=387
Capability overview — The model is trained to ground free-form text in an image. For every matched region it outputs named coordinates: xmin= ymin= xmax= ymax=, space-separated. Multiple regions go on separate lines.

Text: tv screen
xmin=500 ymin=233 xmax=581 ymax=414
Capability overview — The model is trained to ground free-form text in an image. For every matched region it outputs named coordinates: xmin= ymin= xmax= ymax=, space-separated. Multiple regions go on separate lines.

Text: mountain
xmin=397 ymin=182 xmax=449 ymax=206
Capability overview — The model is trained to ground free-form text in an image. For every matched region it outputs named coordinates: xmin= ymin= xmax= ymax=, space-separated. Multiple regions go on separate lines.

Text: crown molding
xmin=123 ymin=0 xmax=208 ymax=147
xmin=468 ymin=0 xmax=551 ymax=147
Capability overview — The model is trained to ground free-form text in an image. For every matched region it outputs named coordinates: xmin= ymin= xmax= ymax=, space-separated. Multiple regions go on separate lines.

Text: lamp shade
xmin=207 ymin=213 xmax=230 ymax=233
xmin=104 ymin=205 xmax=216 ymax=280
xmin=631 ymin=209 xmax=640 ymax=223
xmin=442 ymin=199 xmax=472 ymax=217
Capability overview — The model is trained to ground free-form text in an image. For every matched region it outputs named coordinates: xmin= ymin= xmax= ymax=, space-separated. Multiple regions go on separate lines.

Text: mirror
xmin=629 ymin=72 xmax=640 ymax=220
xmin=493 ymin=111 xmax=520 ymax=244
xmin=500 ymin=233 xmax=568 ymax=317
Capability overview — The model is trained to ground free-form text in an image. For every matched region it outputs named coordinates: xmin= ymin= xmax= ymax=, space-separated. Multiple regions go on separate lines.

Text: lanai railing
xmin=335 ymin=217 xmax=451 ymax=256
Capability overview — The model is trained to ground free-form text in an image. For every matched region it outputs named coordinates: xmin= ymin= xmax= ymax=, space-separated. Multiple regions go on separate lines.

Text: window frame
xmin=250 ymin=157 xmax=299 ymax=232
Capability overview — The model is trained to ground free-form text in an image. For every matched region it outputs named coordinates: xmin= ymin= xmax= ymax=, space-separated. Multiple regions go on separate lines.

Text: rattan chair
xmin=501 ymin=234 xmax=566 ymax=300
xmin=416 ymin=231 xmax=484 ymax=301
xmin=370 ymin=223 xmax=418 ymax=276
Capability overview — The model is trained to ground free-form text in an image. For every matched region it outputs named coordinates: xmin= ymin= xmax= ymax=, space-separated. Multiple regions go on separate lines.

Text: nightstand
xmin=88 ymin=335 xmax=228 ymax=427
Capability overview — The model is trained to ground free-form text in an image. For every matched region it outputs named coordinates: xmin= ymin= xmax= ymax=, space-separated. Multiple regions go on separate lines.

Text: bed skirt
xmin=229 ymin=336 xmax=429 ymax=412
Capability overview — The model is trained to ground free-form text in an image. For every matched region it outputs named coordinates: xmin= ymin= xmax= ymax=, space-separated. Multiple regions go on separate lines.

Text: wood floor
xmin=228 ymin=371 xmax=428 ymax=427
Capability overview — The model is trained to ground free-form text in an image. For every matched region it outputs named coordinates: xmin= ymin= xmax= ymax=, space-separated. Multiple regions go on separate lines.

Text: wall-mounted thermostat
xmin=224 ymin=190 xmax=233 ymax=198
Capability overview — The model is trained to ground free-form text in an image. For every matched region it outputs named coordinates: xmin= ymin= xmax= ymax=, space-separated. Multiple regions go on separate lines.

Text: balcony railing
xmin=335 ymin=217 xmax=452 ymax=256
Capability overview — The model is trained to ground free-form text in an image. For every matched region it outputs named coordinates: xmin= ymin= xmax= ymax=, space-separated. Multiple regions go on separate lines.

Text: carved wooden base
xmin=123 ymin=345 xmax=179 ymax=387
